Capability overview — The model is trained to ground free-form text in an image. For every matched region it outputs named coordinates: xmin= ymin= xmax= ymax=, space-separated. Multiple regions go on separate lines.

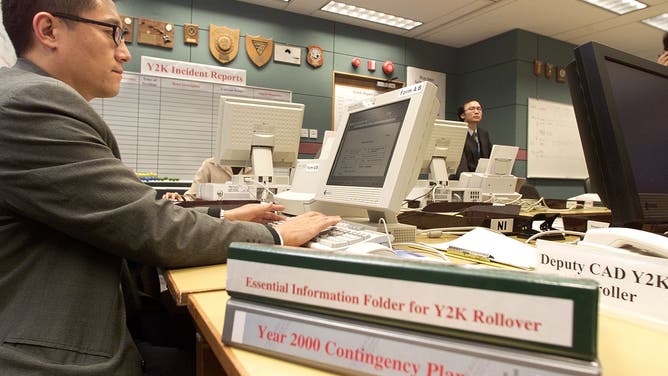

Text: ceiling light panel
xmin=580 ymin=0 xmax=648 ymax=15
xmin=642 ymin=13 xmax=668 ymax=33
xmin=320 ymin=1 xmax=423 ymax=30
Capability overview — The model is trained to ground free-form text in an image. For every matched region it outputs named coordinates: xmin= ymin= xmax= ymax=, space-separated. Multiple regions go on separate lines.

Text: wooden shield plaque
xmin=245 ymin=35 xmax=273 ymax=67
xmin=209 ymin=24 xmax=239 ymax=64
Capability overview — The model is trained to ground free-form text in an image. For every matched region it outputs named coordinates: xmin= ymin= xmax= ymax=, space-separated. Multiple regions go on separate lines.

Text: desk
xmin=188 ymin=290 xmax=334 ymax=375
xmin=597 ymin=314 xmax=668 ymax=375
xmin=399 ymin=204 xmax=611 ymax=233
xmin=165 ymin=264 xmax=227 ymax=306
xmin=176 ymin=259 xmax=668 ymax=376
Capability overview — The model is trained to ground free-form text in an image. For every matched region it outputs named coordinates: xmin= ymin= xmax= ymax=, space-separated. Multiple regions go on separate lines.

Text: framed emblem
xmin=245 ymin=35 xmax=273 ymax=67
xmin=545 ymin=63 xmax=554 ymax=79
xmin=209 ymin=24 xmax=239 ymax=64
xmin=556 ymin=66 xmax=567 ymax=83
xmin=307 ymin=45 xmax=323 ymax=68
xmin=533 ymin=60 xmax=543 ymax=76
xmin=184 ymin=23 xmax=199 ymax=45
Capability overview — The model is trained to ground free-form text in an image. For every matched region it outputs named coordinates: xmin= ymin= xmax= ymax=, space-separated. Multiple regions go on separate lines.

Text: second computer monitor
xmin=214 ymin=96 xmax=304 ymax=182
xmin=420 ymin=119 xmax=468 ymax=184
xmin=567 ymin=41 xmax=668 ymax=228
xmin=315 ymin=82 xmax=440 ymax=223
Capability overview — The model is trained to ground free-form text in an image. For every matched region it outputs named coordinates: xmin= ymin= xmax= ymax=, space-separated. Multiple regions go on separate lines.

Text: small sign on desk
xmin=536 ymin=240 xmax=668 ymax=327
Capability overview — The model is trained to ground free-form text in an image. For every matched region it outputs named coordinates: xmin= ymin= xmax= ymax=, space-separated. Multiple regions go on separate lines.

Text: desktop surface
xmin=188 ymin=290 xmax=335 ymax=376
xmin=181 ymin=251 xmax=668 ymax=376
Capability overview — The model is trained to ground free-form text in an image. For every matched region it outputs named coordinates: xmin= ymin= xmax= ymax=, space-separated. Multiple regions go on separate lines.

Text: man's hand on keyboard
xmin=275 ymin=212 xmax=342 ymax=247
xmin=224 ymin=202 xmax=286 ymax=224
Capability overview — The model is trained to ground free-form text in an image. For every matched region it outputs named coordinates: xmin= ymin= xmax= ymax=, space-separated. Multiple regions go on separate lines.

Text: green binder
xmin=225 ymin=242 xmax=599 ymax=360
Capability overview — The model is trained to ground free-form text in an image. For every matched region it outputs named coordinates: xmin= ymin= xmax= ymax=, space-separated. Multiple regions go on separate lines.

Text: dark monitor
xmin=567 ymin=42 xmax=668 ymax=229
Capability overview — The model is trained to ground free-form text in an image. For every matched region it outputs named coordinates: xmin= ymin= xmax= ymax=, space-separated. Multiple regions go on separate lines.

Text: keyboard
xmin=305 ymin=220 xmax=393 ymax=252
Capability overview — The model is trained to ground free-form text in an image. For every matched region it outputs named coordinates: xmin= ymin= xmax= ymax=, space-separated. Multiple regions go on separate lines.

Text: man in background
xmin=0 ymin=1 xmax=339 ymax=374
xmin=453 ymin=99 xmax=493 ymax=179
xmin=163 ymin=158 xmax=251 ymax=201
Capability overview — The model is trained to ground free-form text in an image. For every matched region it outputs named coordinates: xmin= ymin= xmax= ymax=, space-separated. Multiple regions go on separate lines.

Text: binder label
xmin=228 ymin=259 xmax=575 ymax=347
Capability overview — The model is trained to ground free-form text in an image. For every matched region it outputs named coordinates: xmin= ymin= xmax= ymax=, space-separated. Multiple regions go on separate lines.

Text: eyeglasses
xmin=51 ymin=12 xmax=128 ymax=46
xmin=465 ymin=106 xmax=483 ymax=112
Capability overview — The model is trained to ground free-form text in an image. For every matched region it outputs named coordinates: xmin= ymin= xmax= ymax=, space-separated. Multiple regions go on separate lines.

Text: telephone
xmin=578 ymin=227 xmax=668 ymax=258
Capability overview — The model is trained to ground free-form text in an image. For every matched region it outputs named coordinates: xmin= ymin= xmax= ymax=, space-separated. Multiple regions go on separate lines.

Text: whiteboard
xmin=333 ymin=85 xmax=379 ymax=130
xmin=527 ymin=98 xmax=588 ymax=179
xmin=332 ymin=72 xmax=404 ymax=131
xmin=90 ymin=72 xmax=292 ymax=180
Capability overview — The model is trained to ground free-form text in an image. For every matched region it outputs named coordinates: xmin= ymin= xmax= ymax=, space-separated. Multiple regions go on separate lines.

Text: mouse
xmin=343 ymin=242 xmax=397 ymax=257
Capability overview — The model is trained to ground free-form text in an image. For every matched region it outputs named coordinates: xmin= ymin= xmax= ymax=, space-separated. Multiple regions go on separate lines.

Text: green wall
xmin=116 ymin=0 xmax=457 ymax=142
xmin=455 ymin=29 xmax=584 ymax=198
xmin=116 ymin=0 xmax=585 ymax=199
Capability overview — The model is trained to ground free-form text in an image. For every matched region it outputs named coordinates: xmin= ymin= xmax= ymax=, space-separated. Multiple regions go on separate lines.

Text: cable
xmin=415 ymin=226 xmax=478 ymax=238
xmin=377 ymin=217 xmax=394 ymax=250
xmin=393 ymin=242 xmax=451 ymax=263
xmin=242 ymin=177 xmax=275 ymax=202
xmin=482 ymin=194 xmax=496 ymax=203
xmin=520 ymin=197 xmax=546 ymax=211
xmin=504 ymin=194 xmax=523 ymax=205
xmin=524 ymin=229 xmax=586 ymax=244
xmin=403 ymin=182 xmax=440 ymax=205
xmin=482 ymin=193 xmax=523 ymax=205
xmin=542 ymin=198 xmax=584 ymax=212
xmin=430 ymin=182 xmax=446 ymax=203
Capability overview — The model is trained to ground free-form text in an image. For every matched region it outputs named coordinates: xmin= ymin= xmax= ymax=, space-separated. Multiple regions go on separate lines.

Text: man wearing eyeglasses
xmin=0 ymin=1 xmax=340 ymax=375
xmin=453 ymin=99 xmax=493 ymax=179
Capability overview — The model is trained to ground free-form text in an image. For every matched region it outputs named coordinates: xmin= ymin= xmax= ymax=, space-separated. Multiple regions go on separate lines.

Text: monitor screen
xmin=315 ymin=82 xmax=439 ymax=223
xmin=604 ymin=59 xmax=667 ymax=193
xmin=214 ymin=96 xmax=304 ymax=181
xmin=326 ymin=100 xmax=409 ymax=188
xmin=567 ymin=41 xmax=668 ymax=228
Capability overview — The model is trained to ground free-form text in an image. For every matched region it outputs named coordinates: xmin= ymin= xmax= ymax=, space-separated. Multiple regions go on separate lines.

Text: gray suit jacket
xmin=0 ymin=59 xmax=276 ymax=375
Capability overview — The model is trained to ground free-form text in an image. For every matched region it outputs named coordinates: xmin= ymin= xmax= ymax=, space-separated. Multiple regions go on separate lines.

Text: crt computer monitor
xmin=419 ymin=119 xmax=468 ymax=184
xmin=314 ymin=82 xmax=440 ymax=223
xmin=567 ymin=41 xmax=668 ymax=228
xmin=214 ymin=96 xmax=304 ymax=182
xmin=484 ymin=144 xmax=519 ymax=176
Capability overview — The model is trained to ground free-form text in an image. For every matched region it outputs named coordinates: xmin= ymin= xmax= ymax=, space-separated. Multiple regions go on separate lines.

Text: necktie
xmin=473 ymin=131 xmax=480 ymax=157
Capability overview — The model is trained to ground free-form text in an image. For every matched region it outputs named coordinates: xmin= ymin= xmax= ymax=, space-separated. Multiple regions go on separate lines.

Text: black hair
xmin=2 ymin=0 xmax=101 ymax=56
xmin=456 ymin=99 xmax=481 ymax=120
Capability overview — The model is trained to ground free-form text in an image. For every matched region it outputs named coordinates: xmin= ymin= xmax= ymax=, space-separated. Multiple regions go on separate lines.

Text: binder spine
xmin=223 ymin=298 xmax=601 ymax=376
xmin=226 ymin=243 xmax=599 ymax=360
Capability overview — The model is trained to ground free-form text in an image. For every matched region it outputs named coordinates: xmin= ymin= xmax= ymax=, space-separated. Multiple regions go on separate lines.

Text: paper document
xmin=432 ymin=227 xmax=537 ymax=269
xmin=567 ymin=193 xmax=601 ymax=202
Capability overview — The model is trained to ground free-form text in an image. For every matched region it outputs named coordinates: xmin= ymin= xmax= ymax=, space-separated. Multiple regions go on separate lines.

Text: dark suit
xmin=454 ymin=127 xmax=492 ymax=179
xmin=0 ymin=59 xmax=277 ymax=375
